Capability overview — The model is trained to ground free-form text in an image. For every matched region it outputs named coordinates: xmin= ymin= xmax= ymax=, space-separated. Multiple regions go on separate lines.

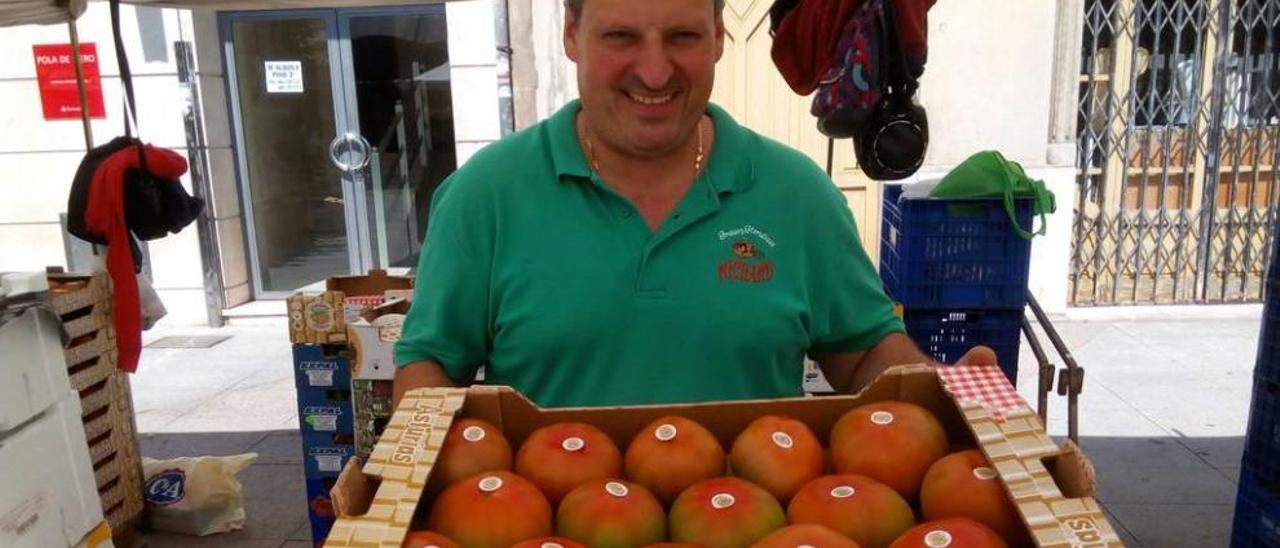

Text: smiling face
xmin=564 ymin=0 xmax=724 ymax=160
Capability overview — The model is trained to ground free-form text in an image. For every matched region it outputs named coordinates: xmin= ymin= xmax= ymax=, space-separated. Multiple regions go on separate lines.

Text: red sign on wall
xmin=33 ymin=43 xmax=106 ymax=120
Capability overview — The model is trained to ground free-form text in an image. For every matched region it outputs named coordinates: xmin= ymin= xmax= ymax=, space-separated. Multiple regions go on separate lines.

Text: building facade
xmin=10 ymin=0 xmax=1237 ymax=326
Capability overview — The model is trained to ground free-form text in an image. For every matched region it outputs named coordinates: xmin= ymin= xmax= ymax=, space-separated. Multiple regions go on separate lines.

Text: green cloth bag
xmin=930 ymin=150 xmax=1057 ymax=239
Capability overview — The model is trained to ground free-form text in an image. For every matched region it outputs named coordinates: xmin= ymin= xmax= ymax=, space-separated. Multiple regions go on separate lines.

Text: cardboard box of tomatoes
xmin=325 ymin=365 xmax=1123 ymax=548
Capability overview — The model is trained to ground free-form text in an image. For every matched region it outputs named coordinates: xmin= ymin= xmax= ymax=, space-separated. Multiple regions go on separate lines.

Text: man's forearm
xmin=393 ymin=360 xmax=456 ymax=408
xmin=848 ymin=332 xmax=940 ymax=393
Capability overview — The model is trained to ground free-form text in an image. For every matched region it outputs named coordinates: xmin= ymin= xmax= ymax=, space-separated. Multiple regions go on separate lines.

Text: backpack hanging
xmin=809 ymin=0 xmax=888 ymax=139
xmin=849 ymin=0 xmax=929 ymax=180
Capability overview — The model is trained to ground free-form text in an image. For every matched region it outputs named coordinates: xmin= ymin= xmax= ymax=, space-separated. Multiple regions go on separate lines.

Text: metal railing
xmin=1070 ymin=0 xmax=1280 ymax=305
xmin=1022 ymin=293 xmax=1085 ymax=444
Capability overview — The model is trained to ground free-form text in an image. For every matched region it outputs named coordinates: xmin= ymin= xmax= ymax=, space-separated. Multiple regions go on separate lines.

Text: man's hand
xmin=393 ymin=360 xmax=456 ymax=409
xmin=954 ymin=345 xmax=998 ymax=367
xmin=814 ymin=334 xmax=1002 ymax=395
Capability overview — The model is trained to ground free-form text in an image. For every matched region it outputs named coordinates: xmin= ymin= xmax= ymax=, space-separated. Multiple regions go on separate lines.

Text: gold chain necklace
xmin=581 ymin=117 xmax=705 ymax=179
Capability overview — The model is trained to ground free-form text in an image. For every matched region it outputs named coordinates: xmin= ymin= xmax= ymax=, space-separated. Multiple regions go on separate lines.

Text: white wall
xmin=447 ymin=0 xmax=504 ymax=165
xmin=916 ymin=0 xmax=1072 ymax=313
xmin=528 ymin=1 xmax=578 ymax=124
xmin=918 ymin=0 xmax=1059 ymax=170
xmin=0 ymin=3 xmax=213 ymax=325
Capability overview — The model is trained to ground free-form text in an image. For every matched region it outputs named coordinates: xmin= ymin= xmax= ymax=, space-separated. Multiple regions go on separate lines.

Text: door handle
xmin=329 ymin=132 xmax=371 ymax=173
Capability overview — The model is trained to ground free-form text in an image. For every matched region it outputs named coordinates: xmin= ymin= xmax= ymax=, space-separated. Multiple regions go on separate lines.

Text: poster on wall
xmin=33 ymin=43 xmax=106 ymax=120
xmin=265 ymin=61 xmax=304 ymax=94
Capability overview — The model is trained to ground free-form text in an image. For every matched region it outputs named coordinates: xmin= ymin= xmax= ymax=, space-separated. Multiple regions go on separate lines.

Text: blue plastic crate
xmin=292 ymin=344 xmax=352 ymax=391
xmin=1243 ymin=377 xmax=1280 ymax=485
xmin=1232 ymin=468 xmax=1280 ymax=548
xmin=305 ymin=477 xmax=337 ymax=547
xmin=301 ymin=432 xmax=355 ymax=479
xmin=903 ymin=308 xmax=1022 ymax=382
xmin=1257 ymin=221 xmax=1279 ymax=383
xmin=296 ymin=389 xmax=354 ymax=436
xmin=880 ymin=184 xmax=1034 ymax=309
xmin=1257 ymin=260 xmax=1280 ymax=387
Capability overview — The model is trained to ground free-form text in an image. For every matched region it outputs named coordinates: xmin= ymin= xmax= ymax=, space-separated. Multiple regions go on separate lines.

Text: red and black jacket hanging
xmin=65 ymin=0 xmax=203 ymax=372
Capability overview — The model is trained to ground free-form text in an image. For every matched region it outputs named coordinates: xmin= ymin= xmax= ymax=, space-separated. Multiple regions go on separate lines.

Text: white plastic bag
xmin=141 ymin=453 xmax=258 ymax=536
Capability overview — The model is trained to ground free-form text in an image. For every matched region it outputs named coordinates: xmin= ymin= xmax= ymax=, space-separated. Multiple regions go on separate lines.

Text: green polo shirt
xmin=394 ymin=100 xmax=903 ymax=408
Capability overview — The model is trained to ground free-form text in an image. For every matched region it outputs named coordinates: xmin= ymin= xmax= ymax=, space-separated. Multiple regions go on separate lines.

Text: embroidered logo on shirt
xmin=731 ymin=240 xmax=758 ymax=258
xmin=717 ymin=225 xmax=776 ymax=284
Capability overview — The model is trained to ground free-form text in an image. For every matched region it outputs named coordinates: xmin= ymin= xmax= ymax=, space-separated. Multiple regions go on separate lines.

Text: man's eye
xmin=671 ymin=32 xmax=701 ymax=43
xmin=604 ymin=31 xmax=634 ymax=41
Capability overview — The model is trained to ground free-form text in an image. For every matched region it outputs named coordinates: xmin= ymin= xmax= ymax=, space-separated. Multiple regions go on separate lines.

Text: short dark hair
xmin=564 ymin=0 xmax=725 ymax=19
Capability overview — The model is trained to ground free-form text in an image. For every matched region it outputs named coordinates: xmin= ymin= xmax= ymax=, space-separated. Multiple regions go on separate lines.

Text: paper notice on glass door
xmin=264 ymin=60 xmax=303 ymax=93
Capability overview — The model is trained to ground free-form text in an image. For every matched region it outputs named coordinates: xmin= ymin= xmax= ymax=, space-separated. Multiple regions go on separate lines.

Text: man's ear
xmin=713 ymin=15 xmax=725 ymax=62
xmin=564 ymin=6 xmax=580 ymax=62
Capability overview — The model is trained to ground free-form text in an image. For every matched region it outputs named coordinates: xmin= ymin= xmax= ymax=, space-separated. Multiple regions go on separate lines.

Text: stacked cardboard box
xmin=347 ymin=297 xmax=408 ymax=458
xmin=292 ymin=343 xmax=356 ymax=546
xmin=352 ymin=380 xmax=393 ymax=459
xmin=288 ymin=271 xmax=414 ymax=546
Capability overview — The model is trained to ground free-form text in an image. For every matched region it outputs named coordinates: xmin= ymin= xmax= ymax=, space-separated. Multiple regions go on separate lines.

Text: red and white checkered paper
xmin=344 ymin=295 xmax=385 ymax=308
xmin=936 ymin=366 xmax=1030 ymax=423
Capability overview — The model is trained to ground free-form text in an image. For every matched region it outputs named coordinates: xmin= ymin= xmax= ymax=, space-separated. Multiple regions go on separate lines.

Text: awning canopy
xmin=127 ymin=0 xmax=434 ymax=7
xmin=0 ymin=0 xmax=437 ymax=27
xmin=0 ymin=0 xmax=86 ymax=27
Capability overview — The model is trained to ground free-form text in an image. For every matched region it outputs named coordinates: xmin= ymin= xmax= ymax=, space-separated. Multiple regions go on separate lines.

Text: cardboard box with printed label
xmin=288 ymin=271 xmax=413 ymax=345
xmin=298 ymin=395 xmax=356 ymax=436
xmin=304 ymin=437 xmax=357 ymax=479
xmin=293 ymin=345 xmax=353 ymax=391
xmin=324 ymin=365 xmax=1124 ymax=548
xmin=347 ymin=297 xmax=410 ymax=382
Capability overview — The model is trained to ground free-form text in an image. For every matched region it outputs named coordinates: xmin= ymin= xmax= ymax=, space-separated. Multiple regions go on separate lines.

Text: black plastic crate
xmin=903 ymin=308 xmax=1022 ymax=383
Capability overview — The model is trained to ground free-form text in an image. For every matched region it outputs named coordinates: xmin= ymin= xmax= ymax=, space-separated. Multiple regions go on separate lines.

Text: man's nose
xmin=633 ymin=38 xmax=674 ymax=91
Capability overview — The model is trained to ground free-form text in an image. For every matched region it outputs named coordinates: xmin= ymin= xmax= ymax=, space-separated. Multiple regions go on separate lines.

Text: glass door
xmin=224 ymin=6 xmax=456 ymax=297
xmin=225 ymin=12 xmax=356 ymax=296
xmin=338 ymin=6 xmax=455 ymax=272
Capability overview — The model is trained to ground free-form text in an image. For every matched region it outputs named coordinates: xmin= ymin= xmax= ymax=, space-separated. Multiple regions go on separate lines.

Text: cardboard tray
xmin=347 ymin=298 xmax=411 ymax=382
xmin=326 ymin=365 xmax=1123 ymax=547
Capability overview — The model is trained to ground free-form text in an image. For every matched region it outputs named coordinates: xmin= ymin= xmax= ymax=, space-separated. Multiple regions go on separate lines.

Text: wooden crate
xmin=91 ymin=372 xmax=145 ymax=546
xmin=48 ymin=272 xmax=112 ymax=317
xmin=47 ymin=271 xmax=145 ymax=545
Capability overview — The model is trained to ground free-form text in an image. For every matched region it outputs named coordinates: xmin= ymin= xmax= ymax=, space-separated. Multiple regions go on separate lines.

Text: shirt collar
xmin=548 ymin=99 xmax=755 ymax=194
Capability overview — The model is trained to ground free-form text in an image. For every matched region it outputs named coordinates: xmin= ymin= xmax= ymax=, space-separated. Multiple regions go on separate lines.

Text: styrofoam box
xmin=0 ymin=274 xmax=72 ymax=435
xmin=0 ymin=394 xmax=104 ymax=548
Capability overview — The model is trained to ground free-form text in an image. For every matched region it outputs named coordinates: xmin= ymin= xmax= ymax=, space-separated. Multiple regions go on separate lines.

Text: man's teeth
xmin=628 ymin=92 xmax=674 ymax=105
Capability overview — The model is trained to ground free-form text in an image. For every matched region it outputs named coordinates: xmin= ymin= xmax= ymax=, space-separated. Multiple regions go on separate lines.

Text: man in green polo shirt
xmin=393 ymin=0 xmax=993 ymax=408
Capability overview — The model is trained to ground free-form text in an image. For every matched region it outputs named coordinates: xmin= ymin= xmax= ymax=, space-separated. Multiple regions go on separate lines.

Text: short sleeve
xmin=806 ymin=184 xmax=905 ymax=354
xmin=393 ymin=175 xmax=493 ymax=381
